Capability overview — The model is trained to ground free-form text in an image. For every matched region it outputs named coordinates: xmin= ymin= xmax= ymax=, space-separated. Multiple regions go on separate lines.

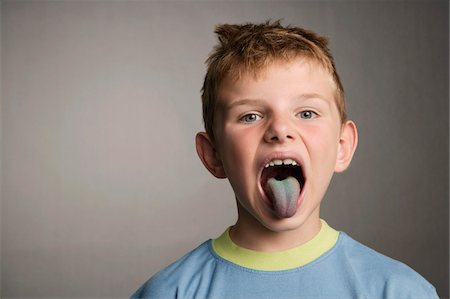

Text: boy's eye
xmin=297 ymin=110 xmax=317 ymax=119
xmin=240 ymin=113 xmax=262 ymax=123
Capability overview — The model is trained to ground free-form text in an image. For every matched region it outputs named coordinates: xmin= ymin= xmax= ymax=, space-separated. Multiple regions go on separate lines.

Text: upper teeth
xmin=265 ymin=159 xmax=298 ymax=168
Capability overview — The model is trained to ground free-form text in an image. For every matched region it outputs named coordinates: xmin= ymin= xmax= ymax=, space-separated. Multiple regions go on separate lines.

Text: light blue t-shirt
xmin=131 ymin=230 xmax=438 ymax=298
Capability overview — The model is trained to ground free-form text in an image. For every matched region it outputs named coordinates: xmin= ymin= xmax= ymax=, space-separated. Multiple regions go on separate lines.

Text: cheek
xmin=220 ymin=129 xmax=252 ymax=173
xmin=305 ymin=126 xmax=340 ymax=163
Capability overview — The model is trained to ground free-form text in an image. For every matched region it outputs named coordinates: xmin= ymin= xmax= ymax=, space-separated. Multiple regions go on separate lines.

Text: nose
xmin=263 ymin=115 xmax=296 ymax=143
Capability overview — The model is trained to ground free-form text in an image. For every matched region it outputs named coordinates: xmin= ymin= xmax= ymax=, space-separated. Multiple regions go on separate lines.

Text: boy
xmin=132 ymin=21 xmax=438 ymax=298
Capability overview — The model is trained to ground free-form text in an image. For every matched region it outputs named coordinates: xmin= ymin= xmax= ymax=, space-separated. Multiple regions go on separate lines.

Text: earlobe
xmin=335 ymin=120 xmax=358 ymax=173
xmin=195 ymin=132 xmax=227 ymax=179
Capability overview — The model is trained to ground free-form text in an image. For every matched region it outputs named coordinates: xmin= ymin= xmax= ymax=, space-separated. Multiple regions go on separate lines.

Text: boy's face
xmin=197 ymin=58 xmax=357 ymax=233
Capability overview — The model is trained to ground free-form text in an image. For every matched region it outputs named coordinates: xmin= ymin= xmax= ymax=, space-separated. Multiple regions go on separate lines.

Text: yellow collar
xmin=212 ymin=219 xmax=339 ymax=271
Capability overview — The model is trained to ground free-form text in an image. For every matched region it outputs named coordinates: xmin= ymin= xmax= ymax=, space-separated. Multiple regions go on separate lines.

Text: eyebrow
xmin=296 ymin=93 xmax=330 ymax=103
xmin=225 ymin=99 xmax=265 ymax=110
xmin=225 ymin=93 xmax=330 ymax=110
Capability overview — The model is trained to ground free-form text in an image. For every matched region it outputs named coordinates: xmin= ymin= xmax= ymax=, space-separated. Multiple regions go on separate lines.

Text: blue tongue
xmin=267 ymin=176 xmax=300 ymax=218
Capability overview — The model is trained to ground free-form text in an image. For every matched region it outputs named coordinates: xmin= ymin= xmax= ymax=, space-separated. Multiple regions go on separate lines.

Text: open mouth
xmin=260 ymin=159 xmax=305 ymax=218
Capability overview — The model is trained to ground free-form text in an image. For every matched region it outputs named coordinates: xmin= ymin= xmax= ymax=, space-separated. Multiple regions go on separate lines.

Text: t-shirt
xmin=131 ymin=220 xmax=438 ymax=298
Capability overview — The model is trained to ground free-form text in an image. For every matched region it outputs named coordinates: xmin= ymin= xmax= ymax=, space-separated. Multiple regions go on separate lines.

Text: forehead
xmin=216 ymin=58 xmax=337 ymax=108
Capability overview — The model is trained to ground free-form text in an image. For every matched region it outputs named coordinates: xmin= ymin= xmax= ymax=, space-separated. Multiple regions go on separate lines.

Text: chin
xmin=257 ymin=209 xmax=311 ymax=232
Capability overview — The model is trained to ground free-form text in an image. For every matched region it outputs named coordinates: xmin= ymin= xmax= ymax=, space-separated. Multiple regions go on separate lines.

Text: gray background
xmin=1 ymin=0 xmax=448 ymax=297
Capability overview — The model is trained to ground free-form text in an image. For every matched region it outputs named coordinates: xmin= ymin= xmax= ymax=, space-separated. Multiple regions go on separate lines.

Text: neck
xmin=230 ymin=203 xmax=321 ymax=252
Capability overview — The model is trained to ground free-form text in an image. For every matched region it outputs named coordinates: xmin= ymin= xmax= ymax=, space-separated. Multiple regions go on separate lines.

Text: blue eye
xmin=298 ymin=110 xmax=317 ymax=119
xmin=240 ymin=113 xmax=262 ymax=123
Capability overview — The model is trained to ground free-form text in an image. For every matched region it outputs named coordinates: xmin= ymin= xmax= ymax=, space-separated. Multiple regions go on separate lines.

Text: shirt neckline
xmin=211 ymin=219 xmax=339 ymax=271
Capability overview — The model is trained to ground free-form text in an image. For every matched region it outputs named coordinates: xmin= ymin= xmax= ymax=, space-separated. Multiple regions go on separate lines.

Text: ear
xmin=195 ymin=132 xmax=227 ymax=179
xmin=334 ymin=120 xmax=358 ymax=173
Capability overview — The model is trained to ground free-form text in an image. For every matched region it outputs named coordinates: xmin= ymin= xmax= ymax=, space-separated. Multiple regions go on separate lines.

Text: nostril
xmin=267 ymin=133 xmax=294 ymax=143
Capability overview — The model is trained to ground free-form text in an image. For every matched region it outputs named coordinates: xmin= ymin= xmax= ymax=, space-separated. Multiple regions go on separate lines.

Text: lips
xmin=259 ymin=154 xmax=306 ymax=218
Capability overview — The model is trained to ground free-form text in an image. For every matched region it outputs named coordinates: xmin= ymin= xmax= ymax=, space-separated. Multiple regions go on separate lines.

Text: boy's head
xmin=201 ymin=20 xmax=346 ymax=145
xmin=196 ymin=20 xmax=357 ymax=234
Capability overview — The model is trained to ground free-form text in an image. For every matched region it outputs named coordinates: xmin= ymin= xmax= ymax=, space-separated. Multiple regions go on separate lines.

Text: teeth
xmin=274 ymin=159 xmax=283 ymax=165
xmin=264 ymin=158 xmax=299 ymax=168
xmin=283 ymin=158 xmax=293 ymax=165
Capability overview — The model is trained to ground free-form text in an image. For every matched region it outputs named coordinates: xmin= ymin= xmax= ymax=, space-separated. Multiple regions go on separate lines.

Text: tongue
xmin=266 ymin=176 xmax=300 ymax=218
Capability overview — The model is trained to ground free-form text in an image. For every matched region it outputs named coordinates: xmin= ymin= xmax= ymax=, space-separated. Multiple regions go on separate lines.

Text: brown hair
xmin=201 ymin=20 xmax=346 ymax=143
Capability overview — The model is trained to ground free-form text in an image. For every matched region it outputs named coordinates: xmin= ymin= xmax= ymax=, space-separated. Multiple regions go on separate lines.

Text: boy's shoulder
xmin=131 ymin=240 xmax=216 ymax=298
xmin=337 ymin=232 xmax=437 ymax=297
